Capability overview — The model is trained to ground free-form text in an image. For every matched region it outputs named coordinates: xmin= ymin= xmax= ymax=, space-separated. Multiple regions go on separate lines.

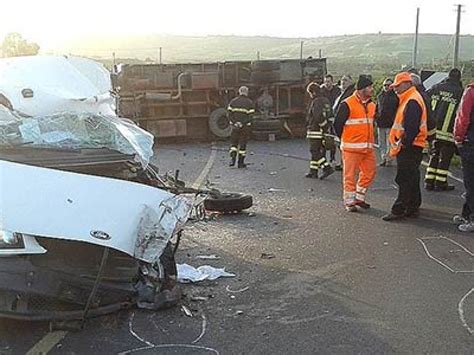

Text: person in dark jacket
xmin=411 ymin=73 xmax=436 ymax=142
xmin=375 ymin=78 xmax=399 ymax=166
xmin=424 ymin=69 xmax=464 ymax=191
xmin=330 ymin=75 xmax=355 ymax=170
xmin=228 ymin=86 xmax=255 ymax=168
xmin=322 ymin=74 xmax=341 ymax=107
xmin=305 ymin=83 xmax=335 ymax=179
xmin=453 ymin=83 xmax=474 ymax=232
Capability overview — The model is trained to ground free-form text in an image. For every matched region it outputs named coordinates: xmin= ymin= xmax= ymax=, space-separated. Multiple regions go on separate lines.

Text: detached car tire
xmin=204 ymin=193 xmax=253 ymax=213
xmin=209 ymin=108 xmax=232 ymax=138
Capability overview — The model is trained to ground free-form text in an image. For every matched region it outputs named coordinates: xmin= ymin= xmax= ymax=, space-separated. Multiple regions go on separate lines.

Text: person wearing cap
xmin=228 ymin=86 xmax=255 ymax=168
xmin=305 ymin=82 xmax=335 ymax=179
xmin=382 ymin=72 xmax=428 ymax=221
xmin=424 ymin=68 xmax=464 ymax=191
xmin=375 ymin=78 xmax=399 ymax=166
xmin=334 ymin=75 xmax=376 ymax=212
xmin=453 ymin=82 xmax=474 ymax=232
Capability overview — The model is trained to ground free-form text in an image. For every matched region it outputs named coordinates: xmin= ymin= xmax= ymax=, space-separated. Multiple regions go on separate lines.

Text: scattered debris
xmin=269 ymin=172 xmax=278 ymax=176
xmin=190 ymin=296 xmax=209 ymax=302
xmin=235 ymin=310 xmax=244 ymax=315
xmin=195 ymin=254 xmax=220 ymax=260
xmin=177 ymin=264 xmax=236 ymax=283
xmin=268 ymin=188 xmax=286 ymax=193
xmin=225 ymin=285 xmax=250 ymax=293
xmin=261 ymin=253 xmax=276 ymax=260
xmin=181 ymin=305 xmax=193 ymax=317
xmin=383 ymin=242 xmax=389 ymax=246
xmin=192 ymin=313 xmax=208 ymax=344
xmin=248 ymin=212 xmax=257 ymax=217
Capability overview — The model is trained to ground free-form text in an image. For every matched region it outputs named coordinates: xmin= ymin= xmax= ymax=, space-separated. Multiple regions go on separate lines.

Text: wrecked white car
xmin=0 ymin=56 xmax=193 ymax=321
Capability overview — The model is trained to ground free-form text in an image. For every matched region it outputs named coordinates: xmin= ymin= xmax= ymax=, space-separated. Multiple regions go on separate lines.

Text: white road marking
xmin=192 ymin=313 xmax=207 ymax=344
xmin=26 ymin=331 xmax=67 ymax=355
xmin=191 ymin=146 xmax=218 ymax=190
xmin=416 ymin=237 xmax=474 ymax=273
xmin=458 ymin=288 xmax=474 ymax=335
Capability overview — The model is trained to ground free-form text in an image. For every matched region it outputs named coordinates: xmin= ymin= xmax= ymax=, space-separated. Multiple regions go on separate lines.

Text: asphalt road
xmin=1 ymin=139 xmax=473 ymax=354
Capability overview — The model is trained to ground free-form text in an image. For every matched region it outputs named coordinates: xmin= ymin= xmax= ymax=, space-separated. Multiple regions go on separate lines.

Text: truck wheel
xmin=204 ymin=193 xmax=253 ymax=213
xmin=251 ymin=61 xmax=280 ymax=71
xmin=209 ymin=108 xmax=232 ymax=138
xmin=253 ymin=119 xmax=283 ymax=131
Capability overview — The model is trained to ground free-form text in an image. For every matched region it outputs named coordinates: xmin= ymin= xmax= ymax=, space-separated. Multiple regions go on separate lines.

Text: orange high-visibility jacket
xmin=389 ymin=86 xmax=428 ymax=157
xmin=340 ymin=93 xmax=376 ymax=153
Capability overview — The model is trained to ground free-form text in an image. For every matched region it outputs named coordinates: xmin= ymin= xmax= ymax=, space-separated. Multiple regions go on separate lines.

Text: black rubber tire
xmin=204 ymin=193 xmax=253 ymax=213
xmin=251 ymin=61 xmax=280 ymax=71
xmin=253 ymin=119 xmax=282 ymax=131
xmin=209 ymin=108 xmax=231 ymax=138
xmin=250 ymin=71 xmax=280 ymax=84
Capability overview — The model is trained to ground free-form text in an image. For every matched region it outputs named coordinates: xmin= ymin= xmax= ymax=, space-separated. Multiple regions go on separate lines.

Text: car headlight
xmin=0 ymin=230 xmax=25 ymax=248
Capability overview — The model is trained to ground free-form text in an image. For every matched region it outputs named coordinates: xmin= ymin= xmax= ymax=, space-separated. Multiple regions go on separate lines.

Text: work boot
xmin=355 ymin=200 xmax=371 ymax=209
xmin=382 ymin=213 xmax=405 ymax=222
xmin=319 ymin=166 xmax=334 ymax=180
xmin=237 ymin=156 xmax=247 ymax=169
xmin=345 ymin=204 xmax=358 ymax=212
xmin=434 ymin=183 xmax=455 ymax=191
xmin=458 ymin=222 xmax=474 ymax=233
xmin=305 ymin=170 xmax=318 ymax=179
xmin=453 ymin=215 xmax=469 ymax=225
xmin=424 ymin=182 xmax=434 ymax=191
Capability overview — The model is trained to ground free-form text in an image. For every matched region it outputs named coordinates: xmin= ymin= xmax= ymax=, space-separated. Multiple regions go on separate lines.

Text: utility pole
xmin=257 ymin=51 xmax=260 ymax=60
xmin=300 ymin=41 xmax=304 ymax=60
xmin=412 ymin=7 xmax=420 ymax=69
xmin=453 ymin=4 xmax=463 ymax=68
xmin=159 ymin=47 xmax=162 ymax=65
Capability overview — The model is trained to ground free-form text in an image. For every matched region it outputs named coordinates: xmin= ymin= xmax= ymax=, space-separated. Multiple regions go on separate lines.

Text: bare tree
xmin=1 ymin=33 xmax=40 ymax=57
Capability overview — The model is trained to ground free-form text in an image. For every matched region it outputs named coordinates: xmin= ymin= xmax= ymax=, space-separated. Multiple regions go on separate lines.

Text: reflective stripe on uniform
xmin=344 ymin=118 xmax=374 ymax=126
xmin=426 ymin=167 xmax=437 ymax=173
xmin=238 ymin=150 xmax=246 ymax=156
xmin=319 ymin=120 xmax=328 ymax=127
xmin=435 ymin=176 xmax=448 ymax=182
xmin=436 ymin=169 xmax=449 ymax=176
xmin=392 ymin=123 xmax=405 ymax=131
xmin=344 ymin=191 xmax=356 ymax=205
xmin=228 ymin=107 xmax=255 ymax=114
xmin=229 ymin=147 xmax=238 ymax=152
xmin=341 ymin=142 xmax=374 ymax=149
xmin=425 ymin=174 xmax=436 ymax=180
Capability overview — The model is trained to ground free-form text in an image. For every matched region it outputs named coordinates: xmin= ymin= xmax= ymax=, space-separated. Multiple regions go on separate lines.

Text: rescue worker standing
xmin=382 ymin=72 xmax=428 ymax=221
xmin=453 ymin=83 xmax=474 ymax=232
xmin=228 ymin=86 xmax=255 ymax=168
xmin=424 ymin=69 xmax=464 ymax=191
xmin=334 ymin=75 xmax=377 ymax=212
xmin=305 ymin=83 xmax=334 ymax=179
xmin=375 ymin=78 xmax=399 ymax=166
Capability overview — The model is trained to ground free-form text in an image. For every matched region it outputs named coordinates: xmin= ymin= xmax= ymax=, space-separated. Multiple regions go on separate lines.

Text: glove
xmin=233 ymin=122 xmax=243 ymax=128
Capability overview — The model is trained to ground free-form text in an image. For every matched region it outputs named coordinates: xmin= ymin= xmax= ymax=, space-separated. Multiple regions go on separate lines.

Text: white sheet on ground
xmin=177 ymin=264 xmax=236 ymax=283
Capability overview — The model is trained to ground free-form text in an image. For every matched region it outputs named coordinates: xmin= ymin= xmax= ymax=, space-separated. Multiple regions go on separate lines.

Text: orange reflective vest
xmin=389 ymin=86 xmax=428 ymax=157
xmin=340 ymin=93 xmax=376 ymax=153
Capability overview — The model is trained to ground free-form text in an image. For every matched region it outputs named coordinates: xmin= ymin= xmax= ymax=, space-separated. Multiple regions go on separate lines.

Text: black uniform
xmin=228 ymin=95 xmax=255 ymax=167
xmin=306 ymin=96 xmax=333 ymax=177
xmin=424 ymin=78 xmax=464 ymax=189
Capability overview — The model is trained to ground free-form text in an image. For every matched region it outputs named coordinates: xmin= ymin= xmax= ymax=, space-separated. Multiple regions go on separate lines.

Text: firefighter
xmin=334 ymin=75 xmax=377 ymax=212
xmin=228 ymin=86 xmax=255 ymax=168
xmin=382 ymin=72 xmax=428 ymax=221
xmin=305 ymin=82 xmax=334 ymax=179
xmin=424 ymin=69 xmax=464 ymax=191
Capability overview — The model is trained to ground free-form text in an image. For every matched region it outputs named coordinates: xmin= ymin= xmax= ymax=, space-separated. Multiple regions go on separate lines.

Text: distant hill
xmin=53 ymin=33 xmax=474 ymax=66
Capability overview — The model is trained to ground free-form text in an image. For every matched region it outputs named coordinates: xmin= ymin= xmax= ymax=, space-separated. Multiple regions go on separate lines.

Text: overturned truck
xmin=114 ymin=58 xmax=327 ymax=141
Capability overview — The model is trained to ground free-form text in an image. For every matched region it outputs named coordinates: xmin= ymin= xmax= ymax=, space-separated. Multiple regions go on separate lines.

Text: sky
xmin=1 ymin=0 xmax=472 ymax=50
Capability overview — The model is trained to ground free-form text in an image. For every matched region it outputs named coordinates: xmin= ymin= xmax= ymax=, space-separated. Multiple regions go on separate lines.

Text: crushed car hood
xmin=0 ymin=159 xmax=192 ymax=263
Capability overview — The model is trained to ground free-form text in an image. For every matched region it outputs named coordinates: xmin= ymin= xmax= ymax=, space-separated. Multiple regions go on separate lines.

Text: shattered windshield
xmin=0 ymin=106 xmax=154 ymax=166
